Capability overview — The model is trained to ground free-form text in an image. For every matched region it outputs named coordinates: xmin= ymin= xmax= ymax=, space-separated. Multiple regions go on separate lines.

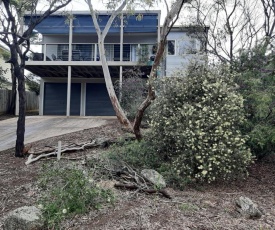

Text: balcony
xmin=27 ymin=43 xmax=156 ymax=65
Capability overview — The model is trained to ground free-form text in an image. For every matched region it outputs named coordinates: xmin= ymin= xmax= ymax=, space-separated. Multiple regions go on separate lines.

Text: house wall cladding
xmin=0 ymin=89 xmax=39 ymax=114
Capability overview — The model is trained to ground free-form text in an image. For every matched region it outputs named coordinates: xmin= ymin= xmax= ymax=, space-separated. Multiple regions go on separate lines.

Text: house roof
xmin=24 ymin=11 xmax=160 ymax=35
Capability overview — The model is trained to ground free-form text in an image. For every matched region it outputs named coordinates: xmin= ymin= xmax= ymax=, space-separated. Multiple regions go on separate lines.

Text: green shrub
xmin=149 ymin=64 xmax=252 ymax=182
xmin=38 ymin=164 xmax=114 ymax=229
xmin=107 ymin=139 xmax=159 ymax=169
xmin=234 ymin=46 xmax=275 ymax=159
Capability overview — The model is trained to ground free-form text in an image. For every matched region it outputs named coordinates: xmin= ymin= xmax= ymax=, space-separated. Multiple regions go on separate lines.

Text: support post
xmin=119 ymin=13 xmax=124 ymax=101
xmin=57 ymin=141 xmax=61 ymax=160
xmin=66 ymin=66 xmax=71 ymax=117
xmin=66 ymin=16 xmax=73 ymax=117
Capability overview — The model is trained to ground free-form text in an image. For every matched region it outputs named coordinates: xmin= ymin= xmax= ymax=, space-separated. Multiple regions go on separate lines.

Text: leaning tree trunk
xmin=132 ymin=0 xmax=186 ymax=140
xmin=133 ymin=40 xmax=166 ymax=140
xmin=97 ymin=37 xmax=133 ymax=130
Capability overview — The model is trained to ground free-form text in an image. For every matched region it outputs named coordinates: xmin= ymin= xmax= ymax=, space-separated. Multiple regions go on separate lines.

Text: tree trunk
xmin=133 ymin=40 xmax=166 ymax=140
xmin=132 ymin=0 xmax=186 ymax=140
xmin=14 ymin=63 xmax=26 ymax=157
xmin=97 ymin=39 xmax=133 ymax=130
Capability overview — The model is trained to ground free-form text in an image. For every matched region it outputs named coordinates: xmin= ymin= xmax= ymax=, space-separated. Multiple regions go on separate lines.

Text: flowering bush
xmin=149 ymin=64 xmax=252 ymax=182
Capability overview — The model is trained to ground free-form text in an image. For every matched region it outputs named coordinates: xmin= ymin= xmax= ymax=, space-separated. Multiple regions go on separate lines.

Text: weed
xmin=37 ymin=163 xmax=114 ymax=229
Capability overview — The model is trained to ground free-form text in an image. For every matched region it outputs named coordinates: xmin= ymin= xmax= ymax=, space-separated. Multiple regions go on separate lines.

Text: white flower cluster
xmin=149 ymin=65 xmax=252 ymax=182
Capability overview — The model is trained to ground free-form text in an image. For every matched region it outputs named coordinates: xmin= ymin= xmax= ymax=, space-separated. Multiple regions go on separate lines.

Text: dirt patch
xmin=0 ymin=120 xmax=274 ymax=229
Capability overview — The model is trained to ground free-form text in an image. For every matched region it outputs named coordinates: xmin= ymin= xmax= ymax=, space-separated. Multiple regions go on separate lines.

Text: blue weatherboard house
xmin=24 ymin=11 xmax=206 ymax=116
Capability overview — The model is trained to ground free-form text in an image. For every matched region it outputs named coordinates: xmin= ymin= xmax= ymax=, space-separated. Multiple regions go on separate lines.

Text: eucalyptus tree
xmin=186 ymin=0 xmax=263 ymax=64
xmin=0 ymin=0 xmax=72 ymax=157
xmin=86 ymin=0 xmax=190 ymax=139
xmin=261 ymin=0 xmax=275 ymax=53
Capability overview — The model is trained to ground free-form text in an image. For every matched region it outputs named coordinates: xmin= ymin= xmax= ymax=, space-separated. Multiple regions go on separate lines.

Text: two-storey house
xmin=24 ymin=11 xmax=206 ymax=116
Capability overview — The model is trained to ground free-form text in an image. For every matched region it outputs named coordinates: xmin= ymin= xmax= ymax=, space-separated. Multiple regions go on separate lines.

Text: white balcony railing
xmin=27 ymin=43 xmax=157 ymax=64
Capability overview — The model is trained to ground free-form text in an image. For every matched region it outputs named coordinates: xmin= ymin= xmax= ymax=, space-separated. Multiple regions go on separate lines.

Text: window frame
xmin=167 ymin=40 xmax=176 ymax=56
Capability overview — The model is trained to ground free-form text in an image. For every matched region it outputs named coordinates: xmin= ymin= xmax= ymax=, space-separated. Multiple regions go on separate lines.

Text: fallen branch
xmin=25 ymin=136 xmax=136 ymax=165
xmin=25 ymin=140 xmax=97 ymax=165
xmin=114 ymin=183 xmax=172 ymax=199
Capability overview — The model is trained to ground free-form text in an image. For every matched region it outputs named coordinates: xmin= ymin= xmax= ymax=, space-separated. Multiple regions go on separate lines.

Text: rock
xmin=3 ymin=206 xmax=44 ymax=230
xmin=235 ymin=196 xmax=263 ymax=219
xmin=141 ymin=169 xmax=166 ymax=189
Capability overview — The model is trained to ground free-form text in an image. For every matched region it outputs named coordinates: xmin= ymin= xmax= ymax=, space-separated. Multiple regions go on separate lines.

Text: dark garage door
xmin=86 ymin=83 xmax=115 ymax=116
xmin=44 ymin=83 xmax=81 ymax=115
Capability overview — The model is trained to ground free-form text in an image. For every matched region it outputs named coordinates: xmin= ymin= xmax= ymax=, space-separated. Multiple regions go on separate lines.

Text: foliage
xmin=38 ymin=164 xmax=114 ymax=229
xmin=26 ymin=74 xmax=40 ymax=95
xmin=148 ymin=64 xmax=252 ymax=183
xmin=0 ymin=67 xmax=10 ymax=89
xmin=115 ymin=67 xmax=148 ymax=120
xmin=0 ymin=48 xmax=10 ymax=61
xmin=137 ymin=45 xmax=149 ymax=64
xmin=107 ymin=139 xmax=159 ymax=169
xmin=234 ymin=45 xmax=275 ymax=158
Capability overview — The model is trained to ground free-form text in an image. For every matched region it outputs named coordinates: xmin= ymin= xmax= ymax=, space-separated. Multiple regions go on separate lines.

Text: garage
xmin=44 ymin=83 xmax=81 ymax=115
xmin=86 ymin=83 xmax=115 ymax=116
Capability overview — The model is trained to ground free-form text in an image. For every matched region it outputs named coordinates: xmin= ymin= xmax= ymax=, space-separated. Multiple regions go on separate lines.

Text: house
xmin=24 ymin=11 xmax=206 ymax=116
xmin=0 ymin=44 xmax=12 ymax=89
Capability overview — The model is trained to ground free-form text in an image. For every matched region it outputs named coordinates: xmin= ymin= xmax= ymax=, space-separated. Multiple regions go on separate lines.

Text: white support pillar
xmin=39 ymin=79 xmax=44 ymax=115
xmin=157 ymin=11 xmax=160 ymax=44
xmin=80 ymin=82 xmax=86 ymax=116
xmin=43 ymin=44 xmax=47 ymax=61
xmin=94 ymin=44 xmax=97 ymax=61
xmin=66 ymin=17 xmax=73 ymax=117
xmin=119 ymin=13 xmax=124 ymax=101
xmin=66 ymin=66 xmax=71 ymax=117
xmin=68 ymin=17 xmax=73 ymax=62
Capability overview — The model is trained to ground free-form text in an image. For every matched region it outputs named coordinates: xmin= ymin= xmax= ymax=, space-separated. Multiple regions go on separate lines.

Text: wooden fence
xmin=0 ymin=89 xmax=39 ymax=114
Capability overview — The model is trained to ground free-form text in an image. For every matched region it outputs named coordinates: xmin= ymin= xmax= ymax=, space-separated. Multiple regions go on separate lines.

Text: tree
xmin=0 ymin=0 xmax=72 ymax=157
xmin=186 ymin=0 xmax=262 ymax=64
xmin=86 ymin=0 xmax=189 ymax=139
xmin=86 ymin=0 xmax=133 ymax=129
xmin=261 ymin=0 xmax=275 ymax=53
xmin=133 ymin=0 xmax=189 ymax=140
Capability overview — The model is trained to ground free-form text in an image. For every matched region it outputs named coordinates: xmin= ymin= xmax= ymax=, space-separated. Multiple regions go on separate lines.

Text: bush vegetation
xmin=38 ymin=164 xmax=114 ymax=229
xmin=109 ymin=64 xmax=252 ymax=186
xmin=148 ymin=64 xmax=252 ymax=183
xmin=234 ymin=46 xmax=275 ymax=159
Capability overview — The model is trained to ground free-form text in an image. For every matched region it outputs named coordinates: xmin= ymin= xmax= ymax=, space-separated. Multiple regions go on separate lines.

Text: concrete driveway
xmin=0 ymin=116 xmax=114 ymax=152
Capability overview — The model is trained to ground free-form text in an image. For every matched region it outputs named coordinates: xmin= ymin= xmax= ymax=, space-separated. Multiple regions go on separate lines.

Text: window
xmin=167 ymin=40 xmax=175 ymax=55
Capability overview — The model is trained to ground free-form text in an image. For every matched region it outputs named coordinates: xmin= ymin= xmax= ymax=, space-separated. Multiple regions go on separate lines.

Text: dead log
xmin=25 ymin=140 xmax=98 ymax=165
xmin=25 ymin=136 xmax=136 ymax=165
